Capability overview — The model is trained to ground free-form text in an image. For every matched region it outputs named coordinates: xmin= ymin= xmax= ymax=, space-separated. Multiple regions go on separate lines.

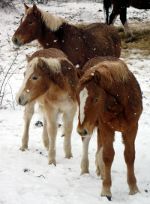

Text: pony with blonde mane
xmin=12 ymin=4 xmax=121 ymax=68
xmin=16 ymin=48 xmax=78 ymax=165
xmin=77 ymin=57 xmax=143 ymax=200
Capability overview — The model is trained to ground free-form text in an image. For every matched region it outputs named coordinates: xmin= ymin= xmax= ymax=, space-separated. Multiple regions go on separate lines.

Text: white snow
xmin=0 ymin=1 xmax=150 ymax=204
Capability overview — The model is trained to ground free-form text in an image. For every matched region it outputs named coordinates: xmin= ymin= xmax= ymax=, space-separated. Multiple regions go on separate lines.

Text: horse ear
xmin=94 ymin=70 xmax=101 ymax=85
xmin=26 ymin=54 xmax=31 ymax=62
xmin=24 ymin=3 xmax=29 ymax=12
xmin=61 ymin=59 xmax=78 ymax=86
xmin=76 ymin=69 xmax=84 ymax=79
xmin=32 ymin=4 xmax=38 ymax=15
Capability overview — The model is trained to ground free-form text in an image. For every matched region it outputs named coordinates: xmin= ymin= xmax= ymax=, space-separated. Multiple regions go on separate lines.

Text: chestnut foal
xmin=16 ymin=48 xmax=78 ymax=165
xmin=19 ymin=48 xmax=68 ymax=153
xmin=77 ymin=57 xmax=142 ymax=199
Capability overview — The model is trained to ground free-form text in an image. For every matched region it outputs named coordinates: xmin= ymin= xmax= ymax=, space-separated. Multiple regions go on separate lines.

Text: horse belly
xmin=58 ymin=99 xmax=77 ymax=113
xmin=131 ymin=0 xmax=150 ymax=9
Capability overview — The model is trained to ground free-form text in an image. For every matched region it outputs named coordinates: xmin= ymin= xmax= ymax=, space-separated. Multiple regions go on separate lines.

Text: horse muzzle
xmin=77 ymin=127 xmax=88 ymax=137
xmin=17 ymin=95 xmax=28 ymax=106
xmin=12 ymin=35 xmax=23 ymax=46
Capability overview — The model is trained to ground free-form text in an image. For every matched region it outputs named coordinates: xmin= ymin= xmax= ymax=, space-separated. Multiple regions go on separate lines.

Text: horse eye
xmin=28 ymin=21 xmax=33 ymax=25
xmin=94 ymin=97 xmax=99 ymax=103
xmin=32 ymin=76 xmax=38 ymax=80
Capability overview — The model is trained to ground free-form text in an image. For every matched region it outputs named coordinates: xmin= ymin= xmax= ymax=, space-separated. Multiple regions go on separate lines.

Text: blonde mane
xmin=40 ymin=57 xmax=62 ymax=73
xmin=28 ymin=57 xmax=62 ymax=73
xmin=96 ymin=60 xmax=129 ymax=82
xmin=40 ymin=10 xmax=66 ymax=31
xmin=80 ymin=59 xmax=130 ymax=87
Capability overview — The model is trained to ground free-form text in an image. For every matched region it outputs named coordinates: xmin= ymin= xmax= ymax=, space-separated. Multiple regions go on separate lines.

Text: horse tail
xmin=103 ymin=0 xmax=112 ymax=24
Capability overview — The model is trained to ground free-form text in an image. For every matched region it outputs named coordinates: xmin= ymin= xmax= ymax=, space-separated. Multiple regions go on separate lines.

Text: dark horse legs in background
xmin=103 ymin=0 xmax=150 ymax=42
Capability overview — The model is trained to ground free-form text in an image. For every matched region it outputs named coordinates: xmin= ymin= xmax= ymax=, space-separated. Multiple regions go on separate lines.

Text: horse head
xmin=77 ymin=68 xmax=102 ymax=138
xmin=16 ymin=57 xmax=62 ymax=105
xmin=16 ymin=52 xmax=78 ymax=106
xmin=12 ymin=4 xmax=42 ymax=46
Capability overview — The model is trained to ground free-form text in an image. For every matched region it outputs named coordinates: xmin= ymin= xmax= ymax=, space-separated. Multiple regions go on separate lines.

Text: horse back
xmin=81 ymin=23 xmax=121 ymax=58
xmin=83 ymin=57 xmax=143 ymax=122
xmin=28 ymin=48 xmax=67 ymax=62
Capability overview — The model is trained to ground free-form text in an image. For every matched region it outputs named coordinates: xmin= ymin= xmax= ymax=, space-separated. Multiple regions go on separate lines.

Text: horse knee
xmin=103 ymin=147 xmax=115 ymax=165
xmin=124 ymin=150 xmax=135 ymax=165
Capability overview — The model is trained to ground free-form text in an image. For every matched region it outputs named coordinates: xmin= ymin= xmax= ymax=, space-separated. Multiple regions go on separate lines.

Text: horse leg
xmin=20 ymin=101 xmax=35 ymax=151
xmin=109 ymin=12 xmax=118 ymax=25
xmin=100 ymin=125 xmax=115 ymax=200
xmin=120 ymin=7 xmax=134 ymax=42
xmin=122 ymin=124 xmax=139 ymax=195
xmin=81 ymin=134 xmax=91 ymax=174
xmin=38 ymin=104 xmax=49 ymax=150
xmin=95 ymin=128 xmax=105 ymax=179
xmin=42 ymin=118 xmax=49 ymax=150
xmin=45 ymin=109 xmax=58 ymax=165
xmin=63 ymin=104 xmax=76 ymax=159
xmin=109 ymin=3 xmax=120 ymax=25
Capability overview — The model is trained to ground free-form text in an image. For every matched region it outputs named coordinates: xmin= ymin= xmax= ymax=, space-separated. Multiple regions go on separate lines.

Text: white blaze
xmin=16 ymin=58 xmax=37 ymax=102
xmin=79 ymin=87 xmax=88 ymax=124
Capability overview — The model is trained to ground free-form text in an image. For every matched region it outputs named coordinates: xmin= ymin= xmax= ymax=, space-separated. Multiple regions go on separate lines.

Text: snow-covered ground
xmin=0 ymin=1 xmax=150 ymax=204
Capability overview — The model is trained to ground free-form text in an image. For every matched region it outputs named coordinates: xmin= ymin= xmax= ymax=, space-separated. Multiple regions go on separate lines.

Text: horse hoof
xmin=106 ymin=196 xmax=112 ymax=201
xmin=65 ymin=153 xmax=73 ymax=159
xmin=101 ymin=188 xmax=112 ymax=201
xmin=80 ymin=170 xmax=89 ymax=175
xmin=129 ymin=186 xmax=140 ymax=195
xmin=20 ymin=146 xmax=28 ymax=151
xmin=48 ymin=159 xmax=56 ymax=166
xmin=101 ymin=194 xmax=112 ymax=201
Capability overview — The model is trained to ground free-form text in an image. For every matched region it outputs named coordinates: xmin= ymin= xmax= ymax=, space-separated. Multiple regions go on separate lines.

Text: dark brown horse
xmin=103 ymin=0 xmax=150 ymax=40
xmin=12 ymin=4 xmax=121 ymax=68
xmin=77 ymin=56 xmax=143 ymax=199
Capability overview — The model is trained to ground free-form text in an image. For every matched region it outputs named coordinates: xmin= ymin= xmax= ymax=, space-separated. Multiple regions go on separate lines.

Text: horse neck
xmin=38 ymin=22 xmax=78 ymax=50
xmin=37 ymin=22 xmax=61 ymax=49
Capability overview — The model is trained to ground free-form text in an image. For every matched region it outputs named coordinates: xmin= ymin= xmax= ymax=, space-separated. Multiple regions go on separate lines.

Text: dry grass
xmin=119 ymin=21 xmax=150 ymax=57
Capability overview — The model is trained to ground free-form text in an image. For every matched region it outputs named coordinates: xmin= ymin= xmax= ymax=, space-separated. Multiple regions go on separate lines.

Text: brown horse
xmin=16 ymin=48 xmax=78 ymax=165
xmin=103 ymin=0 xmax=150 ymax=40
xmin=77 ymin=57 xmax=143 ymax=199
xmin=12 ymin=4 xmax=121 ymax=68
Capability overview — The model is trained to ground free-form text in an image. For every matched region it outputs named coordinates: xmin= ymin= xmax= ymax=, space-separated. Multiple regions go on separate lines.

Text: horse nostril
xmin=14 ymin=38 xmax=18 ymax=44
xmin=18 ymin=97 xmax=22 ymax=105
xmin=83 ymin=129 xmax=88 ymax=135
xmin=77 ymin=128 xmax=88 ymax=136
xmin=12 ymin=36 xmax=19 ymax=45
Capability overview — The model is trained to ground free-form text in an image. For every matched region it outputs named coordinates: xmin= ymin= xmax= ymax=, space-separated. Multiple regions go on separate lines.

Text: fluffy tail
xmin=103 ymin=0 xmax=112 ymax=24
